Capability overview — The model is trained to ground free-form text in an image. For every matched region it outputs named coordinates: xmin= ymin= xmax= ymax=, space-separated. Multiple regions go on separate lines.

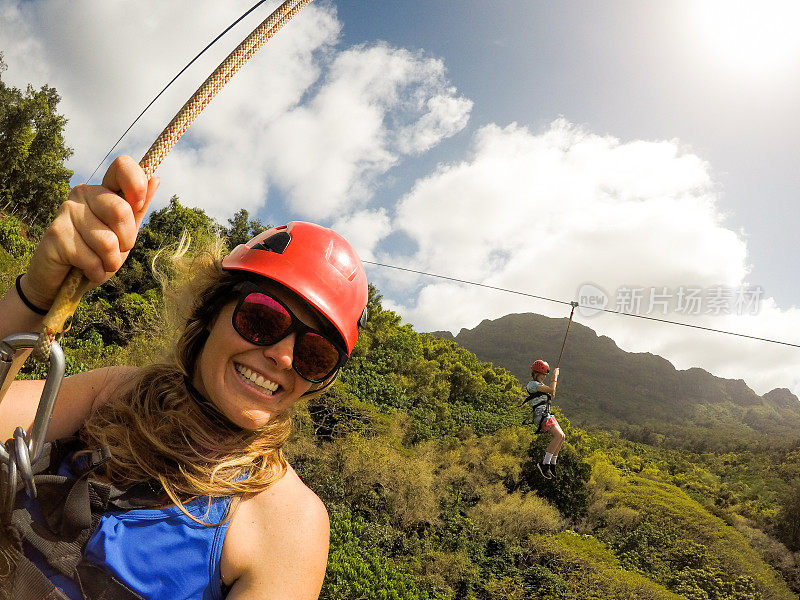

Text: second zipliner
xmin=523 ymin=301 xmax=578 ymax=479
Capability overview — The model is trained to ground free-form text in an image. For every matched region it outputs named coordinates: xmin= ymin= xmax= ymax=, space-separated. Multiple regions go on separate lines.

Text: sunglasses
xmin=231 ymin=282 xmax=347 ymax=383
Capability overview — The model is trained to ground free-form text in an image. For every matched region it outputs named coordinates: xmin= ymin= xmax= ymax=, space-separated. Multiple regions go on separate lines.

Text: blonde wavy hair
xmin=80 ymin=238 xmax=329 ymax=523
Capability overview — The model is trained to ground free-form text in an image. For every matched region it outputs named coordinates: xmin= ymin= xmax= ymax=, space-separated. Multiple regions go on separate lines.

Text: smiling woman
xmin=689 ymin=0 xmax=800 ymax=77
xmin=0 ymin=157 xmax=368 ymax=599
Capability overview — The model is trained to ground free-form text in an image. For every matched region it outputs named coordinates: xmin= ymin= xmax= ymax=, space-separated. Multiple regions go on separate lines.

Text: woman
xmin=0 ymin=156 xmax=367 ymax=599
xmin=525 ymin=359 xmax=565 ymax=479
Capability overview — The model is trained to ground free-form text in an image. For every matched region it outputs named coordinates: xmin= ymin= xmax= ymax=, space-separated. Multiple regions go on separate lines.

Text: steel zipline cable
xmin=363 ymin=260 xmax=800 ymax=350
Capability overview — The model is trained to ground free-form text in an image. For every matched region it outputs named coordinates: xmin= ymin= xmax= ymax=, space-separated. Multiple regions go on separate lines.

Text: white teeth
xmin=235 ymin=364 xmax=279 ymax=394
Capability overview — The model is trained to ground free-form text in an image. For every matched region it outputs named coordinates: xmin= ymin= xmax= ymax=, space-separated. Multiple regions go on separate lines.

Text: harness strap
xmin=8 ymin=548 xmax=69 ymax=600
xmin=525 ymin=391 xmax=552 ymax=434
xmin=11 ymin=476 xmax=102 ymax=576
xmin=76 ymin=560 xmax=147 ymax=600
xmin=2 ymin=542 xmax=146 ymax=600
xmin=1 ymin=438 xmax=161 ymax=599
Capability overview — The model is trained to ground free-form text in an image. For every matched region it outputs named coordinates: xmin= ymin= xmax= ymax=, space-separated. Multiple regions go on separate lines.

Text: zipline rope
xmin=86 ymin=0 xmax=273 ymax=184
xmin=34 ymin=0 xmax=314 ymax=362
xmin=554 ymin=302 xmax=578 ymax=371
xmin=363 ymin=260 xmax=800 ymax=350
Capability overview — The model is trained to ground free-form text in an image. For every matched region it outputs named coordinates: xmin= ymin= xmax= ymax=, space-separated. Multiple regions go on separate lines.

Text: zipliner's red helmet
xmin=531 ymin=359 xmax=550 ymax=375
xmin=221 ymin=222 xmax=368 ymax=355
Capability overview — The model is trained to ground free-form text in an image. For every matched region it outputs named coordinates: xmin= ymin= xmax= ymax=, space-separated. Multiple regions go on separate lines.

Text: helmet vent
xmin=253 ymin=231 xmax=291 ymax=254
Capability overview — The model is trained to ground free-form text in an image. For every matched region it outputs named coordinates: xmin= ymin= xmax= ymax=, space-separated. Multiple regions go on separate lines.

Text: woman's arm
xmin=536 ymin=367 xmax=560 ymax=396
xmin=0 ymin=366 xmax=139 ymax=442
xmin=0 ymin=155 xmax=158 ymax=440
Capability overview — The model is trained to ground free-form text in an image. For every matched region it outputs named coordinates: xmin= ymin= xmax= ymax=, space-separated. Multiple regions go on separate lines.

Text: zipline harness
xmin=525 ymin=301 xmax=578 ymax=433
xmin=0 ymin=2 xmax=313 ymax=597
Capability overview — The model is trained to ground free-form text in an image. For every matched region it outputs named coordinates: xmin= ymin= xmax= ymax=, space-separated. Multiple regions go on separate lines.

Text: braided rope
xmin=34 ymin=0 xmax=314 ymax=358
xmin=141 ymin=0 xmax=311 ymax=175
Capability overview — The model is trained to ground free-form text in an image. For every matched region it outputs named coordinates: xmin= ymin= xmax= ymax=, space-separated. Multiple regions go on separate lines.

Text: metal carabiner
xmin=0 ymin=332 xmax=66 ymax=522
xmin=1 ymin=454 xmax=17 ymax=524
xmin=14 ymin=427 xmax=37 ymax=498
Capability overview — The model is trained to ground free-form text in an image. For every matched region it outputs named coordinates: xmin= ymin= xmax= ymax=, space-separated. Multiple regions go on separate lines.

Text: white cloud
xmin=330 ymin=209 xmax=391 ymax=262
xmin=382 ymin=119 xmax=800 ymax=396
xmin=260 ymin=44 xmax=473 ymax=219
xmin=0 ymin=0 xmax=471 ymax=225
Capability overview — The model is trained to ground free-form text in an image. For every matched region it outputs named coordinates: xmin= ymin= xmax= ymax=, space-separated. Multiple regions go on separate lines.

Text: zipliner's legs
xmin=545 ymin=420 xmax=565 ymax=456
xmin=539 ymin=417 xmax=565 ymax=477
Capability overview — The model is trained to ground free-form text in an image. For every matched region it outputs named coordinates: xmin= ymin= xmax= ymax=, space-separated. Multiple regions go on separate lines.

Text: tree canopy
xmin=0 ymin=54 xmax=72 ymax=234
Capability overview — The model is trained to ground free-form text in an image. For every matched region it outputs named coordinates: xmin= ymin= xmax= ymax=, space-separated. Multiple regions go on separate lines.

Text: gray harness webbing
xmin=0 ymin=438 xmax=154 ymax=600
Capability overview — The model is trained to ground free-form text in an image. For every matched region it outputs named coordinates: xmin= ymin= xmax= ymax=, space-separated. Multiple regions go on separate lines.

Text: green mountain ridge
xmin=432 ymin=312 xmax=800 ymax=450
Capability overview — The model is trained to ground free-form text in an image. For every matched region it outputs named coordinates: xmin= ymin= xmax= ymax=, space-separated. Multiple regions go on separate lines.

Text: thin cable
xmin=39 ymin=0 xmax=312 ymax=361
xmin=85 ymin=0 xmax=270 ymax=184
xmin=365 ymin=261 xmax=574 ymax=306
xmin=363 ymin=260 xmax=800 ymax=349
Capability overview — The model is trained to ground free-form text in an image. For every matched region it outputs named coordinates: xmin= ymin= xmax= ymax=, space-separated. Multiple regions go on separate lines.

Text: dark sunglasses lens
xmin=235 ymin=292 xmax=292 ymax=345
xmin=294 ymin=332 xmax=341 ymax=381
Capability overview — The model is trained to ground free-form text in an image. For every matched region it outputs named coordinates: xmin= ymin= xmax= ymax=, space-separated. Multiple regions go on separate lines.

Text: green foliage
xmin=338 ymin=287 xmax=526 ymax=443
xmin=323 ymin=506 xmax=441 ymax=600
xmin=0 ymin=54 xmax=73 ymax=232
xmin=0 ymin=214 xmax=35 ymax=258
xmin=587 ymin=472 xmax=794 ymax=599
xmin=611 ymin=522 xmax=760 ymax=600
xmin=467 ymin=485 xmax=563 ymax=540
xmin=776 ymin=478 xmax=800 ymax=551
xmin=519 ymin=433 xmax=593 ymax=521
xmin=16 ymin=349 xmax=88 ymax=379
xmin=221 ymin=208 xmax=267 ymax=248
xmin=528 ymin=531 xmax=685 ymax=599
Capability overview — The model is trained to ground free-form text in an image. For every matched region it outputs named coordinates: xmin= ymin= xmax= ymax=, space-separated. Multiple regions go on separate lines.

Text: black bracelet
xmin=15 ymin=274 xmax=49 ymax=315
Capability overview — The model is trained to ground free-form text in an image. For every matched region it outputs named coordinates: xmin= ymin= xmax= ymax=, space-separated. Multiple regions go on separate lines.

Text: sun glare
xmin=690 ymin=0 xmax=800 ymax=77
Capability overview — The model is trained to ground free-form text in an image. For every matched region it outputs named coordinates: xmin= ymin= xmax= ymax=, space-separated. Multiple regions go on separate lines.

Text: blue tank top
xmin=23 ymin=456 xmax=233 ymax=600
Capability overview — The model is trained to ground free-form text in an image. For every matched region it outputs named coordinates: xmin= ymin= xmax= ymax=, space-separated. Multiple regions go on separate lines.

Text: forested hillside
xmin=4 ymin=211 xmax=800 ymax=598
xmin=436 ymin=313 xmax=800 ymax=452
xmin=3 ymin=65 xmax=800 ymax=599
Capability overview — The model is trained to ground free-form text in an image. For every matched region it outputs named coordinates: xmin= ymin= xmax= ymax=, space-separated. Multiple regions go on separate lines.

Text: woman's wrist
xmin=15 ymin=273 xmax=52 ymax=315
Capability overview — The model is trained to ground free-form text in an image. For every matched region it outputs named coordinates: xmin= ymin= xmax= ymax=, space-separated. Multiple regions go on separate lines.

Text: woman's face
xmin=193 ymin=282 xmax=324 ymax=429
xmin=533 ymin=371 xmax=546 ymax=382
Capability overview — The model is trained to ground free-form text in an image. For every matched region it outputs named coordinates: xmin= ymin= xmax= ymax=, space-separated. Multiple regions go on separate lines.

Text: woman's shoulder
xmin=236 ymin=465 xmax=328 ymax=538
xmin=221 ymin=465 xmax=329 ymax=596
xmin=72 ymin=365 xmax=142 ymax=410
xmin=247 ymin=465 xmax=326 ymax=518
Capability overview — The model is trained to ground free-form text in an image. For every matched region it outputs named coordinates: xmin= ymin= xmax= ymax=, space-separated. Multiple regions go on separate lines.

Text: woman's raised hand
xmin=22 ymin=156 xmax=159 ymax=309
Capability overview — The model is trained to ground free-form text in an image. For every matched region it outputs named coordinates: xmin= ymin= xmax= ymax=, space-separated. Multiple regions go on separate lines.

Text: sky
xmin=2 ymin=0 xmax=799 ymax=397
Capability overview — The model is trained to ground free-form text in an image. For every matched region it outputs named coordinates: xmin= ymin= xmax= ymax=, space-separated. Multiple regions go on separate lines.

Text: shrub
xmin=323 ymin=507 xmax=443 ymax=600
xmin=467 ymin=485 xmax=563 ymax=540
xmin=0 ymin=214 xmax=35 ymax=258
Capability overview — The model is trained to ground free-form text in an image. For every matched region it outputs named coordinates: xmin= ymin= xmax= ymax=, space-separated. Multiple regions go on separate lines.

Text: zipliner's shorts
xmin=540 ymin=415 xmax=558 ymax=432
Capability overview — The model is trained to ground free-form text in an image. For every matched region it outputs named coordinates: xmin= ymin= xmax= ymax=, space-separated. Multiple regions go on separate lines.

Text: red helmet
xmin=531 ymin=359 xmax=550 ymax=375
xmin=221 ymin=222 xmax=368 ymax=354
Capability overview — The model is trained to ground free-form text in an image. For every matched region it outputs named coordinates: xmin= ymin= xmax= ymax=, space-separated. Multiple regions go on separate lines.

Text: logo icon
xmin=576 ymin=283 xmax=608 ymax=318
